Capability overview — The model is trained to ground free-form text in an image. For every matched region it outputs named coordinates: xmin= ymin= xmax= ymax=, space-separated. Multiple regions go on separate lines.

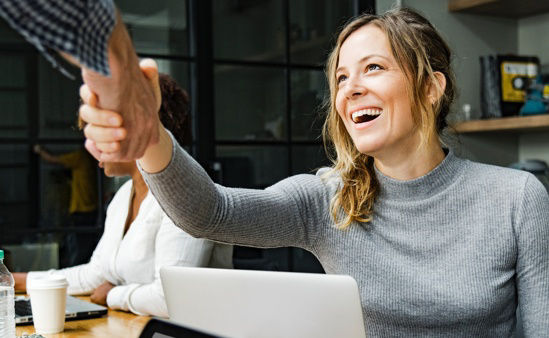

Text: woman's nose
xmin=344 ymin=76 xmax=366 ymax=99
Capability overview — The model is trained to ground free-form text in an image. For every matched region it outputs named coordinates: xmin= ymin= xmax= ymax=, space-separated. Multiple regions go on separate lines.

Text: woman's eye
xmin=337 ymin=74 xmax=347 ymax=84
xmin=366 ymin=64 xmax=382 ymax=72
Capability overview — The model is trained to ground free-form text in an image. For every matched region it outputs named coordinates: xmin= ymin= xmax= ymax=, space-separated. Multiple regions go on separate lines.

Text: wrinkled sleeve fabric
xmin=0 ymin=0 xmax=115 ymax=76
xmin=106 ymin=213 xmax=214 ymax=317
xmin=53 ymin=235 xmax=108 ymax=295
xmin=514 ymin=175 xmax=549 ymax=336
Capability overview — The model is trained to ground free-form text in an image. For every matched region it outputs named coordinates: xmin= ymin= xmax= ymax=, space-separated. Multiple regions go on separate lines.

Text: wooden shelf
xmin=448 ymin=0 xmax=549 ymax=18
xmin=452 ymin=114 xmax=549 ymax=133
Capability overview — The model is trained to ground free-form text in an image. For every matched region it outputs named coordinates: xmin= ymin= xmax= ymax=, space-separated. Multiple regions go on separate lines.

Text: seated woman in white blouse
xmin=13 ymin=74 xmax=233 ymax=317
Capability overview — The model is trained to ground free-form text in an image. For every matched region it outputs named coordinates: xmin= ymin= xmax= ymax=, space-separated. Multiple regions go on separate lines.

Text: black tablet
xmin=139 ymin=318 xmax=224 ymax=338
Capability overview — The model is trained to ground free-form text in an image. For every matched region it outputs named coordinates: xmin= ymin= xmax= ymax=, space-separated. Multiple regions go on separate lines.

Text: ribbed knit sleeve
xmin=514 ymin=174 xmax=549 ymax=335
xmin=141 ymin=132 xmax=323 ymax=251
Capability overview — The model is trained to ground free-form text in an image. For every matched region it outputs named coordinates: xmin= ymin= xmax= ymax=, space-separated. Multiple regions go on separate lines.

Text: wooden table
xmin=16 ymin=297 xmax=150 ymax=338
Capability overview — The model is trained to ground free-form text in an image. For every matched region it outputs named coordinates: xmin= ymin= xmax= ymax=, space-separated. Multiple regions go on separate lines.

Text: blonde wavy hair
xmin=322 ymin=7 xmax=456 ymax=229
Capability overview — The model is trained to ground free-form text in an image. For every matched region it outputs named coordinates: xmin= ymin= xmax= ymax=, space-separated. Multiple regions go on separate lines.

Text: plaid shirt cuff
xmin=0 ymin=0 xmax=116 ymax=77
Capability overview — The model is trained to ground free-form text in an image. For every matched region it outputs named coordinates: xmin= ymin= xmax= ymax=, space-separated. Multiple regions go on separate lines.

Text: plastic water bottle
xmin=0 ymin=250 xmax=15 ymax=337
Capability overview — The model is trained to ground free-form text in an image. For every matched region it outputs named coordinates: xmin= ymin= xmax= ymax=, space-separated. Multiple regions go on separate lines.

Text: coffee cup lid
xmin=27 ymin=274 xmax=68 ymax=290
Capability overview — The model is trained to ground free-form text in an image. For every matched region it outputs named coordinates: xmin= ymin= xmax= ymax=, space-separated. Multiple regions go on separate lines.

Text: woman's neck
xmin=123 ymin=166 xmax=149 ymax=236
xmin=130 ymin=170 xmax=149 ymax=200
xmin=127 ymin=162 xmax=148 ymax=198
xmin=373 ymin=139 xmax=445 ymax=181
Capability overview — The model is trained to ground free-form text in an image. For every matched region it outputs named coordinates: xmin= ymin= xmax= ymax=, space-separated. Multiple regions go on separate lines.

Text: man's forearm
xmin=80 ymin=10 xmax=160 ymax=162
xmin=0 ymin=0 xmax=160 ymax=162
xmin=80 ymin=10 xmax=140 ymax=111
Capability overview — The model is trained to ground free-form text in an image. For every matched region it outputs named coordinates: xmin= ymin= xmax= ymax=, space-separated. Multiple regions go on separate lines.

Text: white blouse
xmin=30 ymin=180 xmax=233 ymax=317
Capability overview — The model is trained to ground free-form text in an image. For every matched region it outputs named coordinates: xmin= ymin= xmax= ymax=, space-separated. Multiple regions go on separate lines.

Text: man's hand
xmin=80 ymin=58 xmax=162 ymax=162
xmin=90 ymin=281 xmax=115 ymax=306
xmin=78 ymin=11 xmax=160 ymax=162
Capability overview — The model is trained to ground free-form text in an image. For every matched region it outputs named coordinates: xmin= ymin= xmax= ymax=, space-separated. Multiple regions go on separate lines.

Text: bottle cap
xmin=0 ymin=250 xmax=3 ymax=260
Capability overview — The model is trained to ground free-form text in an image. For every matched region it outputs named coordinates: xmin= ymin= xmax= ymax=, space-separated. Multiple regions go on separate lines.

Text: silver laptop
xmin=15 ymin=295 xmax=108 ymax=325
xmin=160 ymin=266 xmax=366 ymax=338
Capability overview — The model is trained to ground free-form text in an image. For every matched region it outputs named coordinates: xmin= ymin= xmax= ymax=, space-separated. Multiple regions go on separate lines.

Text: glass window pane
xmin=213 ymin=0 xmax=285 ymax=62
xmin=38 ymin=59 xmax=82 ymax=139
xmin=57 ymin=231 xmax=102 ymax=268
xmin=0 ymin=53 xmax=26 ymax=87
xmin=0 ymin=167 xmax=28 ymax=203
xmin=291 ymin=70 xmax=327 ymax=141
xmin=117 ymin=0 xmax=189 ymax=56
xmin=215 ymin=66 xmax=286 ymax=141
xmin=290 ymin=0 xmax=354 ymax=65
xmin=0 ymin=21 xmax=27 ymax=46
xmin=216 ymin=146 xmax=288 ymax=188
xmin=37 ymin=144 xmax=99 ymax=228
xmin=0 ymin=144 xmax=28 ymax=165
xmin=291 ymin=145 xmax=330 ymax=175
xmin=0 ymin=53 xmax=28 ymax=137
xmin=156 ymin=59 xmax=191 ymax=93
xmin=0 ymin=203 xmax=30 ymax=230
xmin=0 ymin=91 xmax=27 ymax=137
xmin=0 ymin=145 xmax=30 ymax=229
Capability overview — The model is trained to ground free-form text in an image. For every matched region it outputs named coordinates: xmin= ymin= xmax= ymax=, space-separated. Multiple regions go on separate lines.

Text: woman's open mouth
xmin=351 ymin=108 xmax=382 ymax=123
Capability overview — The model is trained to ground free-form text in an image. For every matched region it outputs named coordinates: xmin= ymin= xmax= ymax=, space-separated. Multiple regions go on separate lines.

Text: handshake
xmin=79 ymin=59 xmax=162 ymax=164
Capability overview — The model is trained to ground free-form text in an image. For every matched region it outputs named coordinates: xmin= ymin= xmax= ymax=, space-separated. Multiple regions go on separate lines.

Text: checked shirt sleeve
xmin=0 ymin=0 xmax=116 ymax=76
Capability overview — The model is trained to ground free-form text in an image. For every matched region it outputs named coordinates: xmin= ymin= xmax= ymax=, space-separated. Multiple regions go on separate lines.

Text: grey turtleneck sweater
xmin=142 ymin=137 xmax=549 ymax=337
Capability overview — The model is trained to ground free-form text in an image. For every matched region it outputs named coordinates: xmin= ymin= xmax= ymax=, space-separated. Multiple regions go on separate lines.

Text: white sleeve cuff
xmin=107 ymin=284 xmax=139 ymax=314
xmin=106 ymin=284 xmax=141 ymax=314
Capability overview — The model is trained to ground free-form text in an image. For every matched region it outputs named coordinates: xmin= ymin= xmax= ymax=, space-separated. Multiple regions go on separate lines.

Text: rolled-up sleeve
xmin=0 ymin=0 xmax=115 ymax=76
xmin=107 ymin=214 xmax=215 ymax=317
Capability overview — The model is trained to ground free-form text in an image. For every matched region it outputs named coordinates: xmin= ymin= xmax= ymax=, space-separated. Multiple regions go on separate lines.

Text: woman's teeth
xmin=351 ymin=108 xmax=382 ymax=123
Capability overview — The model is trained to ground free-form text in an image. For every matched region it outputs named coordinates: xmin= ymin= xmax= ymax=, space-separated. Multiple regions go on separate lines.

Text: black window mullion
xmin=284 ymin=0 xmax=292 ymax=180
xmin=28 ymin=51 xmax=39 ymax=230
xmin=191 ymin=0 xmax=215 ymax=168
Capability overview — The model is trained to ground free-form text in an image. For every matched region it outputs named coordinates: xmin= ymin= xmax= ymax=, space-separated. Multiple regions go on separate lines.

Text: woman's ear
xmin=428 ymin=71 xmax=446 ymax=105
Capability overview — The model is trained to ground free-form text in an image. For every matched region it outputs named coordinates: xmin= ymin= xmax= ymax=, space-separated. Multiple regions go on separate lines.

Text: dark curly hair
xmin=158 ymin=73 xmax=192 ymax=146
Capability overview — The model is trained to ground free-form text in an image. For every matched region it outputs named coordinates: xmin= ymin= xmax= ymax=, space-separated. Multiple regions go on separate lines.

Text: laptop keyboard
xmin=15 ymin=299 xmax=32 ymax=317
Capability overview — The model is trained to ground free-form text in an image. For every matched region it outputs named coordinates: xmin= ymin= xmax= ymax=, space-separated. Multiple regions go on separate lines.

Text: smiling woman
xmin=78 ymin=6 xmax=549 ymax=337
xmin=324 ymin=9 xmax=454 ymax=228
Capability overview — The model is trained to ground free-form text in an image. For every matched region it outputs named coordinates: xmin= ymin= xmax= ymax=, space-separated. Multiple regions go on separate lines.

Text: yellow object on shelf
xmin=500 ymin=61 xmax=538 ymax=102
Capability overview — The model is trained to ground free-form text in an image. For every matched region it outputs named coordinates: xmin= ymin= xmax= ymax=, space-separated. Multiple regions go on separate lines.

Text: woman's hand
xmin=90 ymin=281 xmax=115 ymax=306
xmin=79 ymin=58 xmax=162 ymax=162
xmin=79 ymin=97 xmax=127 ymax=161
xmin=12 ymin=272 xmax=27 ymax=293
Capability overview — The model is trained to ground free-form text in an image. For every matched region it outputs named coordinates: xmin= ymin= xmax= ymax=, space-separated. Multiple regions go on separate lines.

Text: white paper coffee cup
xmin=27 ymin=274 xmax=68 ymax=334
